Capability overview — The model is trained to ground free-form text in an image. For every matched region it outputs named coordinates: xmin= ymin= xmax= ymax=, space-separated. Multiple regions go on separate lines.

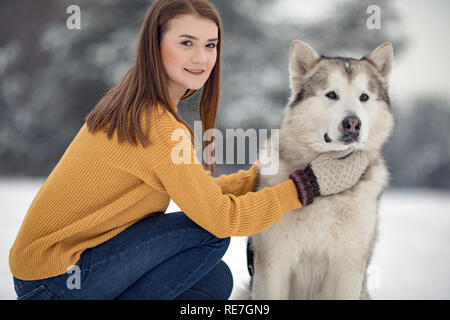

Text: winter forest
xmin=1 ymin=0 xmax=449 ymax=187
xmin=0 ymin=0 xmax=449 ymax=300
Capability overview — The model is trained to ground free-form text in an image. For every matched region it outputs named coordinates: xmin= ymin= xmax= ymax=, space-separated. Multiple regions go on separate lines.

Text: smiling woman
xmin=9 ymin=0 xmax=369 ymax=301
xmin=10 ymin=0 xmax=235 ymax=300
xmin=85 ymin=0 xmax=224 ymax=175
xmin=160 ymin=14 xmax=219 ymax=104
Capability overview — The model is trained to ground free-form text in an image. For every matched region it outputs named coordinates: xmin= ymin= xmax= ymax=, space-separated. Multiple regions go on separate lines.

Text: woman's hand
xmin=289 ymin=148 xmax=369 ymax=206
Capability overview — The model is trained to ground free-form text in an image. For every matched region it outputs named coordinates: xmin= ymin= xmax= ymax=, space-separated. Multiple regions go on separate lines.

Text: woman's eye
xmin=360 ymin=93 xmax=369 ymax=102
xmin=325 ymin=91 xmax=339 ymax=100
xmin=206 ymin=43 xmax=217 ymax=49
xmin=181 ymin=41 xmax=193 ymax=46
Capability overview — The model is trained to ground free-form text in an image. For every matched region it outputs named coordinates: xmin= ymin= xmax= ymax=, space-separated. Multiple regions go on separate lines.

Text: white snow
xmin=1 ymin=178 xmax=449 ymax=300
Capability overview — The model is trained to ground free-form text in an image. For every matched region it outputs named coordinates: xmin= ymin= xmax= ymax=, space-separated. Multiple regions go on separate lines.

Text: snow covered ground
xmin=1 ymin=177 xmax=449 ymax=300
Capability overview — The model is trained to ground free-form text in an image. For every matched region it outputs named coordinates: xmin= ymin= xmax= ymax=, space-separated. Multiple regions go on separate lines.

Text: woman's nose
xmin=191 ymin=47 xmax=208 ymax=64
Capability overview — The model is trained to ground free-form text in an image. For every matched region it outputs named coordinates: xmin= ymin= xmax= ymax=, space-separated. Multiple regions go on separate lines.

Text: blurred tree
xmin=384 ymin=96 xmax=450 ymax=189
xmin=0 ymin=0 xmax=156 ymax=175
xmin=5 ymin=0 xmax=447 ymax=192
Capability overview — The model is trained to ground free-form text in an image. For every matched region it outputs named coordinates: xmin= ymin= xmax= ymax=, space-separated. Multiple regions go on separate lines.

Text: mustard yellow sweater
xmin=9 ymin=102 xmax=302 ymax=280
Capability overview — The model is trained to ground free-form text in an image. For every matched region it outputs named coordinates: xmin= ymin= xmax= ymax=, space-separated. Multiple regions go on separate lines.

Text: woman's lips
xmin=184 ymin=68 xmax=204 ymax=76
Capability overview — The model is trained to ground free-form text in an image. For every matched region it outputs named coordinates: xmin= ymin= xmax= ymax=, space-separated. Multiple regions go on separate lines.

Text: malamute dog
xmin=240 ymin=40 xmax=394 ymax=300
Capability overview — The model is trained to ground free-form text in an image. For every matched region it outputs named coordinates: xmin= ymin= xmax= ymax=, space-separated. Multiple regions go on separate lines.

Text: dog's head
xmin=283 ymin=40 xmax=394 ymax=155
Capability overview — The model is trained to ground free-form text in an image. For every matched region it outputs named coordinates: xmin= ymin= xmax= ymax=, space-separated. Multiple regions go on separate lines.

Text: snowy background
xmin=1 ymin=0 xmax=450 ymax=300
xmin=1 ymin=179 xmax=449 ymax=300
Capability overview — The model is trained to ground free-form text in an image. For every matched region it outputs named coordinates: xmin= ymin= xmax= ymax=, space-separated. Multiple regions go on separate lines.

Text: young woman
xmin=9 ymin=0 xmax=368 ymax=300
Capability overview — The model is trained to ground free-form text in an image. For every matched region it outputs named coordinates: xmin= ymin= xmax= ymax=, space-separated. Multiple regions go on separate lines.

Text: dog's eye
xmin=360 ymin=93 xmax=369 ymax=102
xmin=325 ymin=91 xmax=338 ymax=100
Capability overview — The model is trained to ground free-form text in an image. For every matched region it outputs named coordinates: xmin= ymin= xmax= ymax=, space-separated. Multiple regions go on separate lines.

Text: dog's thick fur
xmin=232 ymin=41 xmax=394 ymax=300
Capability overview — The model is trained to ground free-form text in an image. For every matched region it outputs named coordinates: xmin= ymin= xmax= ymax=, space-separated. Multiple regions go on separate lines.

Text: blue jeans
xmin=12 ymin=211 xmax=233 ymax=300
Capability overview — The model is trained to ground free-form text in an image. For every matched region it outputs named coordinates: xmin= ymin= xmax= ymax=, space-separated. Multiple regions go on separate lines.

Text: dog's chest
xmin=281 ymin=194 xmax=365 ymax=247
xmin=255 ymin=163 xmax=385 ymax=255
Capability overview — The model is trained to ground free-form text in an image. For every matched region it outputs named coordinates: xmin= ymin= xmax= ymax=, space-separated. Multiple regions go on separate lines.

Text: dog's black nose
xmin=340 ymin=115 xmax=361 ymax=143
xmin=341 ymin=115 xmax=361 ymax=135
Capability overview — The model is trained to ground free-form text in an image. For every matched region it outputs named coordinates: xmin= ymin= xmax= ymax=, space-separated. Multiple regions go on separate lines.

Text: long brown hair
xmin=85 ymin=0 xmax=222 ymax=174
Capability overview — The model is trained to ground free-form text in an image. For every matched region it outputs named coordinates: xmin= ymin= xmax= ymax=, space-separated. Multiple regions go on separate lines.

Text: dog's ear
xmin=289 ymin=40 xmax=320 ymax=93
xmin=366 ymin=42 xmax=393 ymax=79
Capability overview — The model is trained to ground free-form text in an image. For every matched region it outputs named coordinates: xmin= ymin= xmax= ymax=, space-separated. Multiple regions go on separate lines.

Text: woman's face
xmin=160 ymin=14 xmax=218 ymax=103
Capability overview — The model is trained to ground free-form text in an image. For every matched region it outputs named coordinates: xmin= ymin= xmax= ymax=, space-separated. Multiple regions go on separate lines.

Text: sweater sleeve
xmin=152 ymin=119 xmax=302 ymax=238
xmin=208 ymin=162 xmax=259 ymax=196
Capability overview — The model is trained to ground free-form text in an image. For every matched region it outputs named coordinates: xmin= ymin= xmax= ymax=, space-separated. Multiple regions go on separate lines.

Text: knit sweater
xmin=9 ymin=101 xmax=302 ymax=280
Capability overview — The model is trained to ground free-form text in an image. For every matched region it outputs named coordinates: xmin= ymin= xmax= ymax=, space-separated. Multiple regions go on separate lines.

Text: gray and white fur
xmin=232 ymin=40 xmax=394 ymax=300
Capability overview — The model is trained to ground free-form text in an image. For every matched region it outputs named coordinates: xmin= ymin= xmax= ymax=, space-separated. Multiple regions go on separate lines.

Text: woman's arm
xmin=208 ymin=162 xmax=259 ymax=197
xmin=147 ymin=114 xmax=301 ymax=238
xmin=153 ymin=152 xmax=301 ymax=238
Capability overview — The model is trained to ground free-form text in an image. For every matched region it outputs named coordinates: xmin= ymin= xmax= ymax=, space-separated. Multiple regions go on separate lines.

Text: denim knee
xmin=215 ymin=260 xmax=233 ymax=300
xmin=210 ymin=236 xmax=230 ymax=257
xmin=208 ymin=238 xmax=232 ymax=299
